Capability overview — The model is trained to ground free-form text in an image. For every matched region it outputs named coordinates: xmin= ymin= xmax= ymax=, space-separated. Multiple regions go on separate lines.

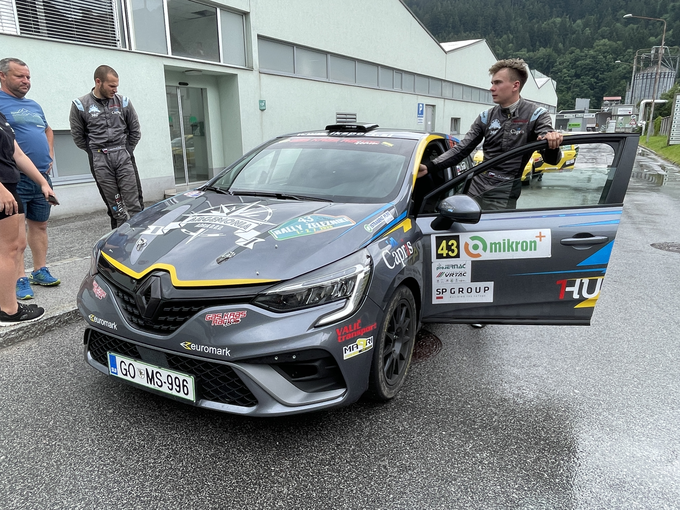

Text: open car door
xmin=416 ymin=133 xmax=639 ymax=325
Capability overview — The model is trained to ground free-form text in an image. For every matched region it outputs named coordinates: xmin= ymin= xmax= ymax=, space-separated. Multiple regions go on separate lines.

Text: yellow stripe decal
xmin=100 ymin=252 xmax=279 ymax=287
xmin=385 ymin=218 xmax=412 ymax=236
xmin=412 ymin=135 xmax=444 ymax=188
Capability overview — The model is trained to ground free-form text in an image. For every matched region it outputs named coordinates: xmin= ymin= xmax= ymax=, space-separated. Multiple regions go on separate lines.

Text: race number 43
xmin=434 ymin=235 xmax=460 ymax=259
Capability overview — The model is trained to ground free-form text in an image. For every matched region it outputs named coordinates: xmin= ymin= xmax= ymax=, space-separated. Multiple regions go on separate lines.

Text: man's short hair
xmin=0 ymin=58 xmax=28 ymax=75
xmin=94 ymin=65 xmax=119 ymax=82
xmin=489 ymin=58 xmax=529 ymax=90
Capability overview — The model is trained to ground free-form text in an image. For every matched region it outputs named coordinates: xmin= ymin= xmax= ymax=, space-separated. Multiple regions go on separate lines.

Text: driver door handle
xmin=560 ymin=236 xmax=609 ymax=246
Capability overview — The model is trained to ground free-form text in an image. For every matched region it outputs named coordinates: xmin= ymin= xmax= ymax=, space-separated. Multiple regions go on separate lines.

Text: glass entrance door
xmin=166 ymin=86 xmax=210 ymax=186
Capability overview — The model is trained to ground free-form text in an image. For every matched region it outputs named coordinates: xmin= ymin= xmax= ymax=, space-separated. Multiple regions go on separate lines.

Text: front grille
xmin=113 ymin=286 xmax=208 ymax=334
xmin=85 ymin=329 xmax=257 ymax=407
xmin=97 ymin=257 xmax=270 ymax=335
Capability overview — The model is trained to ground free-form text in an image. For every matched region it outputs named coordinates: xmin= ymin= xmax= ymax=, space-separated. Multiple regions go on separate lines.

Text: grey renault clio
xmin=78 ymin=124 xmax=638 ymax=416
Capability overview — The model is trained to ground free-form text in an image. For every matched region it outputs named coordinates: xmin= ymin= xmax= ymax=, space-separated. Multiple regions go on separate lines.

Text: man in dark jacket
xmin=420 ymin=58 xmax=563 ymax=210
xmin=70 ymin=65 xmax=143 ymax=228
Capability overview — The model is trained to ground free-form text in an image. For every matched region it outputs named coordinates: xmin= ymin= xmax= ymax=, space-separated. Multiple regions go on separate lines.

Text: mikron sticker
xmin=432 ymin=229 xmax=551 ymax=261
xmin=432 ymin=282 xmax=494 ymax=304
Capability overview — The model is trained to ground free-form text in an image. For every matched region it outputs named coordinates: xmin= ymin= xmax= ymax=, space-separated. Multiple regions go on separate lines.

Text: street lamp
xmin=624 ymin=14 xmax=667 ymax=143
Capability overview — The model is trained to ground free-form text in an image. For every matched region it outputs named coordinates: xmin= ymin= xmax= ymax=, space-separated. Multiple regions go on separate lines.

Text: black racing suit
xmin=69 ymin=91 xmax=143 ymax=228
xmin=422 ymin=97 xmax=559 ymax=210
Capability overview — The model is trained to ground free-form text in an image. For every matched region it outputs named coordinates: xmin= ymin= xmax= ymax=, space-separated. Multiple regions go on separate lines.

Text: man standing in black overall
xmin=70 ymin=65 xmax=143 ymax=228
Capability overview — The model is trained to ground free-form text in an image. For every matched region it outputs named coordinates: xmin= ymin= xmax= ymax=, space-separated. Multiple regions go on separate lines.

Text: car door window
xmin=421 ymin=138 xmax=626 ymax=213
xmin=416 ymin=133 xmax=638 ymax=326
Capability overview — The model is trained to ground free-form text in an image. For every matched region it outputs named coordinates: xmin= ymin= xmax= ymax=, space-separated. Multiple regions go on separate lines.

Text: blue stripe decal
xmin=514 ymin=267 xmax=607 ymax=276
xmin=475 ymin=209 xmax=622 ymax=224
xmin=562 ymin=220 xmax=620 ymax=227
xmin=577 ymin=240 xmax=614 ymax=266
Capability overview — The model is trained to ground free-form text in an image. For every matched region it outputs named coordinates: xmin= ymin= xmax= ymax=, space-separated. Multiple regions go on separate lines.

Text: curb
xmin=0 ymin=306 xmax=83 ymax=350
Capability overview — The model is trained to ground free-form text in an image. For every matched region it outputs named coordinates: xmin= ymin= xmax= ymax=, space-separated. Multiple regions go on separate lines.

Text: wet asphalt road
xmin=1 ymin=149 xmax=680 ymax=509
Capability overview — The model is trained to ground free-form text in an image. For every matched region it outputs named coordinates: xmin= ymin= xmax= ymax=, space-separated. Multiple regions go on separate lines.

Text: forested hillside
xmin=403 ymin=0 xmax=680 ymax=109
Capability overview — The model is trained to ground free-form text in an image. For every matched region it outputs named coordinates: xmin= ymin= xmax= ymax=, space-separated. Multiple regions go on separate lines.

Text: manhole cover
xmin=413 ymin=329 xmax=442 ymax=362
xmin=651 ymin=242 xmax=680 ymax=254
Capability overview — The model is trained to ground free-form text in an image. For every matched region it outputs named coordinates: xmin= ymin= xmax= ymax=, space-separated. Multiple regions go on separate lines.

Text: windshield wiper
xmin=203 ymin=185 xmax=232 ymax=195
xmin=230 ymin=190 xmax=329 ymax=202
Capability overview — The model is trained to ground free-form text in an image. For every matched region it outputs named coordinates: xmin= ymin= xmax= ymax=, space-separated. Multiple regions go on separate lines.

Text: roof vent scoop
xmin=325 ymin=123 xmax=379 ymax=133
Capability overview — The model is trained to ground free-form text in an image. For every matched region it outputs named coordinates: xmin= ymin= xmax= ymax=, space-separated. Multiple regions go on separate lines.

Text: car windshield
xmin=211 ymin=136 xmax=417 ymax=203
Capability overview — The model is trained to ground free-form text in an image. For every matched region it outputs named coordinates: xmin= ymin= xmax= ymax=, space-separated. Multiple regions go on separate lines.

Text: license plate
xmin=107 ymin=352 xmax=196 ymax=402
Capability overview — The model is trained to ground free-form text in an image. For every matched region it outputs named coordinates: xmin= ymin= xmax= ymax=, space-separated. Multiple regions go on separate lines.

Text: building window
xmin=296 ymin=47 xmax=327 ymax=79
xmin=12 ymin=0 xmax=119 ymax=47
xmin=402 ymin=73 xmax=414 ymax=92
xmin=259 ymin=39 xmax=294 ymax=74
xmin=379 ymin=67 xmax=393 ymax=89
xmin=394 ymin=71 xmax=403 ymax=90
xmin=167 ymin=0 xmax=218 ymax=61
xmin=256 ymin=37 xmax=497 ymax=107
xmin=357 ymin=62 xmax=378 ymax=87
xmin=415 ymin=75 xmax=428 ymax=94
xmin=442 ymin=82 xmax=452 ymax=98
xmin=450 ymin=117 xmax=461 ymax=135
xmin=330 ymin=55 xmax=355 ymax=83
xmin=130 ymin=0 xmax=167 ymax=54
xmin=220 ymin=9 xmax=246 ymax=66
xmin=51 ymin=131 xmax=93 ymax=182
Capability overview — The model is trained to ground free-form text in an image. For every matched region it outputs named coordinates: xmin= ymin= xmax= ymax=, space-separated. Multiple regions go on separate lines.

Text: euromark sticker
xmin=269 ymin=215 xmax=355 ymax=240
xmin=432 ymin=229 xmax=551 ymax=261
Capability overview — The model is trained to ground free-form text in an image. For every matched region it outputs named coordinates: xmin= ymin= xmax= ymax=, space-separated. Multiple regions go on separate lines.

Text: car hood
xmin=99 ymin=191 xmax=402 ymax=286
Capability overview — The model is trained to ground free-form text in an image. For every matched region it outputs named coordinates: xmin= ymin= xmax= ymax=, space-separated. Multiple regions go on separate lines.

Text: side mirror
xmin=431 ymin=195 xmax=481 ymax=230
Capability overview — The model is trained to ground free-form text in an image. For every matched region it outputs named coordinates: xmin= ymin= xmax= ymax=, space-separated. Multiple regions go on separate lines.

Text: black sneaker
xmin=0 ymin=302 xmax=45 ymax=326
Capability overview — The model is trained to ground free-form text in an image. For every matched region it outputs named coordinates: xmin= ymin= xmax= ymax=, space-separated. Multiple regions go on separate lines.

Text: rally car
xmin=78 ymin=124 xmax=638 ymax=416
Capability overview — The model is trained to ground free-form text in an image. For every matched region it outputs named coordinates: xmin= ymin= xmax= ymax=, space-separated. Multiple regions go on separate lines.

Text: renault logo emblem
xmin=135 ymin=275 xmax=162 ymax=320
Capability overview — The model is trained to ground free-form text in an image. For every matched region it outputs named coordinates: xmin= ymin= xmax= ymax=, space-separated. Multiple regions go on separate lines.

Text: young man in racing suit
xmin=69 ymin=65 xmax=143 ymax=229
xmin=419 ymin=58 xmax=563 ymax=210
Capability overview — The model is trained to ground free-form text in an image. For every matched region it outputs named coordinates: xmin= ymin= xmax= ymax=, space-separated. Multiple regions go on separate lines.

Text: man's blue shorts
xmin=16 ymin=173 xmax=53 ymax=222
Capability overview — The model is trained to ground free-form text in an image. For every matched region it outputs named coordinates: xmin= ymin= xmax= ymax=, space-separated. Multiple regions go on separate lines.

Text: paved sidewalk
xmin=0 ymin=211 xmax=113 ymax=348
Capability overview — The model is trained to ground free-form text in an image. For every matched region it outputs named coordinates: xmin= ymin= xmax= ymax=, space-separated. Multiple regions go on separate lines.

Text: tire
xmin=367 ymin=286 xmax=417 ymax=401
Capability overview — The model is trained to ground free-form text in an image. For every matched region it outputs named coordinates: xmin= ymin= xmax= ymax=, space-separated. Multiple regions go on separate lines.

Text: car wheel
xmin=367 ymin=286 xmax=417 ymax=401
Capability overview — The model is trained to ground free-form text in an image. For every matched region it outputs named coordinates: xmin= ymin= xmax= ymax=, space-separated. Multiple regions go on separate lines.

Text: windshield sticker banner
xmin=433 ymin=282 xmax=494 ymax=304
xmin=269 ymin=215 xmax=355 ymax=240
xmin=432 ymin=230 xmax=551 ymax=261
xmin=432 ymin=261 xmax=470 ymax=284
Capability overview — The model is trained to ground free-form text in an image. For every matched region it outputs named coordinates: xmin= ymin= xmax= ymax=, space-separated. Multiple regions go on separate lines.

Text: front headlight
xmin=253 ymin=249 xmax=372 ymax=326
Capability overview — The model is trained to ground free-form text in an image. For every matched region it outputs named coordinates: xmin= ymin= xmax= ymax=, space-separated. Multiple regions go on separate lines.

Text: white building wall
xmin=0 ymin=0 xmax=558 ymax=219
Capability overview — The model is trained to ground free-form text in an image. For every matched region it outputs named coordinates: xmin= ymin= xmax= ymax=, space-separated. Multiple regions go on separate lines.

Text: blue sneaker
xmin=16 ymin=277 xmax=34 ymax=300
xmin=29 ymin=266 xmax=61 ymax=286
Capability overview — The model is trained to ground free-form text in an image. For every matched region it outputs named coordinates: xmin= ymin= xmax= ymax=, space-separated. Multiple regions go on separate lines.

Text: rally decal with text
xmin=433 ymin=283 xmax=494 ymax=304
xmin=336 ymin=319 xmax=377 ymax=342
xmin=343 ymin=337 xmax=374 ymax=360
xmin=381 ymin=238 xmax=416 ymax=270
xmin=556 ymin=277 xmax=604 ymax=308
xmin=140 ymin=202 xmax=274 ymax=249
xmin=205 ymin=311 xmax=247 ymax=326
xmin=432 ymin=230 xmax=551 ymax=261
xmin=269 ymin=215 xmax=355 ymax=240
xmin=92 ymin=281 xmax=107 ymax=300
xmin=181 ymin=342 xmax=231 ymax=357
